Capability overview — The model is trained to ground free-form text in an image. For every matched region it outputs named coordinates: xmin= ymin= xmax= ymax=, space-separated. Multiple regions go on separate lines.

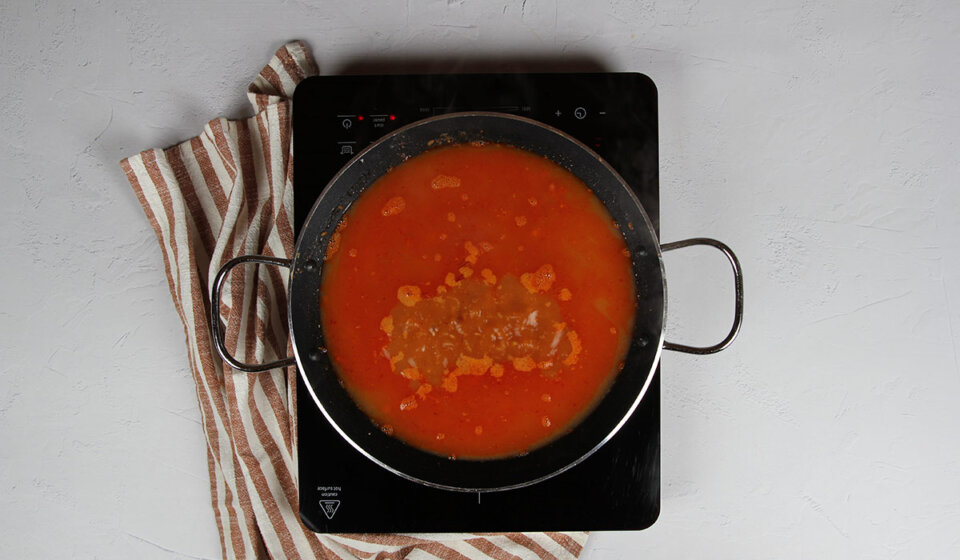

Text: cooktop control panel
xmin=293 ymin=73 xmax=660 ymax=532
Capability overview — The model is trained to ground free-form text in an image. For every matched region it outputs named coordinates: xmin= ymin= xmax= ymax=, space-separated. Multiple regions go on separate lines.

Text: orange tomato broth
xmin=319 ymin=142 xmax=635 ymax=459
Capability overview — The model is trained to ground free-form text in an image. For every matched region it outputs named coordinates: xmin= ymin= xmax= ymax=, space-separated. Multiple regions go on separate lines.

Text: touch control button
xmin=574 ymin=107 xmax=587 ymax=120
xmin=342 ymin=118 xmax=352 ymax=129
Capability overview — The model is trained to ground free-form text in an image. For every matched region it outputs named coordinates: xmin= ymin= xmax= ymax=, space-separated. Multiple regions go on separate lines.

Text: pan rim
xmin=290 ymin=111 xmax=666 ymax=491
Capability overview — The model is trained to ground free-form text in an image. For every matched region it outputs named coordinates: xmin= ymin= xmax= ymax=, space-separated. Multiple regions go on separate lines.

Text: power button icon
xmin=574 ymin=107 xmax=587 ymax=120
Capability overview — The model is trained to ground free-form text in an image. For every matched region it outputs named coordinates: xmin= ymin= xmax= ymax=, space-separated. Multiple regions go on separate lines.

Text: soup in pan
xmin=320 ymin=142 xmax=636 ymax=459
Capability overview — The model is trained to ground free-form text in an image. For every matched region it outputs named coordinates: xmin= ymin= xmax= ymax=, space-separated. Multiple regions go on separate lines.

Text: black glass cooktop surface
xmin=292 ymin=73 xmax=659 ymax=532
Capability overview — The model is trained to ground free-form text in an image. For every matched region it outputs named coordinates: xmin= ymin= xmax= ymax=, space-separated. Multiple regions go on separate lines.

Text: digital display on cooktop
xmin=293 ymin=73 xmax=660 ymax=532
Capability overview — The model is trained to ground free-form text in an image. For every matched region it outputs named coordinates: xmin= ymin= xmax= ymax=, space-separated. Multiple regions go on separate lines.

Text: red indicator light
xmin=357 ymin=115 xmax=364 ymax=121
xmin=389 ymin=115 xmax=396 ymax=121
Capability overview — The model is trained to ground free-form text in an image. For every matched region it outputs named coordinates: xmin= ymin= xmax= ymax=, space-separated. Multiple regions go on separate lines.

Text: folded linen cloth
xmin=120 ymin=41 xmax=588 ymax=560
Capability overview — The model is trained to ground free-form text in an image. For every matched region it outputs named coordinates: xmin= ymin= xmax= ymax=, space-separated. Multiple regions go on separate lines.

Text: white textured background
xmin=2 ymin=1 xmax=959 ymax=558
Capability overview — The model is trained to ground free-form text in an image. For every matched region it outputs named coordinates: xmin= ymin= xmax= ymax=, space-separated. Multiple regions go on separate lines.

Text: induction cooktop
xmin=292 ymin=73 xmax=660 ymax=532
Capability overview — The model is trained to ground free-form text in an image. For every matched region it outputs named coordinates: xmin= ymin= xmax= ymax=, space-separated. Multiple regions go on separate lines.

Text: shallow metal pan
xmin=210 ymin=112 xmax=743 ymax=491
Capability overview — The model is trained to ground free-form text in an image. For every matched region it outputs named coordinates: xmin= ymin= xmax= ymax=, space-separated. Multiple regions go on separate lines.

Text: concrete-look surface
xmin=2 ymin=1 xmax=958 ymax=558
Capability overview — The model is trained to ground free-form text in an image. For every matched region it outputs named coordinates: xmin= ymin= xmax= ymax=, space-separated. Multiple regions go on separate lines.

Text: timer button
xmin=574 ymin=107 xmax=587 ymax=120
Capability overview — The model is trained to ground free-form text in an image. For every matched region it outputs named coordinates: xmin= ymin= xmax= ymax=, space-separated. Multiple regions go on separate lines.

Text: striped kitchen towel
xmin=120 ymin=41 xmax=588 ymax=560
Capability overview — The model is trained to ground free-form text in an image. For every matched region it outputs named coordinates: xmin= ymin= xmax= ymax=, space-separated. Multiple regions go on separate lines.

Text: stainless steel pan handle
xmin=661 ymin=238 xmax=743 ymax=355
xmin=210 ymin=255 xmax=297 ymax=372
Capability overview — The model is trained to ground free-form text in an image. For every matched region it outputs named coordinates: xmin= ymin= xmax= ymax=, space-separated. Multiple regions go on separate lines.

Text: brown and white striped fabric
xmin=121 ymin=41 xmax=588 ymax=560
